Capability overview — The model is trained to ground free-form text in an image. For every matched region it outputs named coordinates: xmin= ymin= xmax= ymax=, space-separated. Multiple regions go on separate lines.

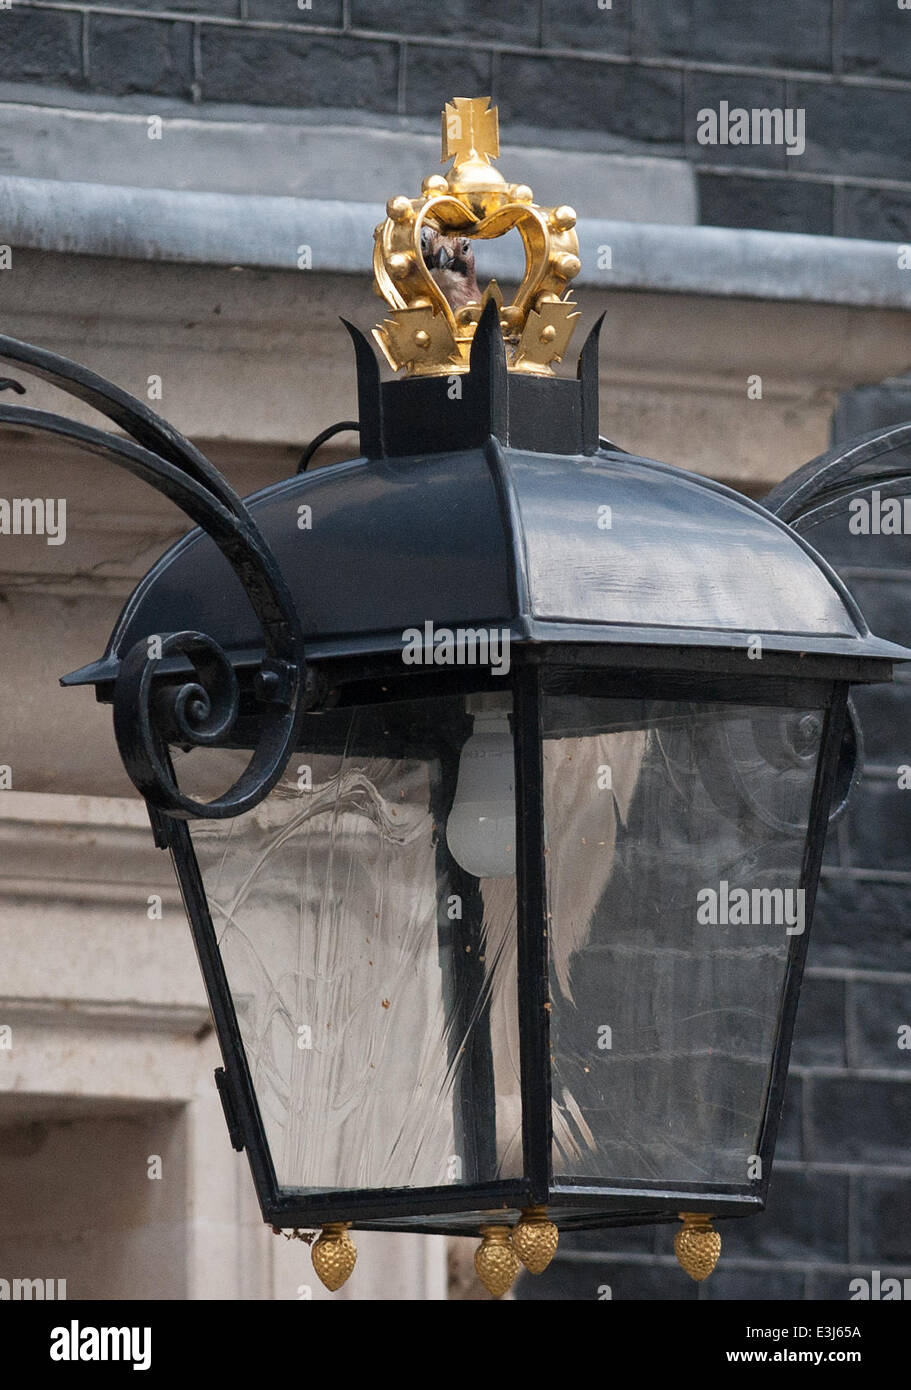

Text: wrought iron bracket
xmin=0 ymin=333 xmax=310 ymax=820
xmin=764 ymin=419 xmax=911 ymax=825
xmin=764 ymin=419 xmax=911 ymax=531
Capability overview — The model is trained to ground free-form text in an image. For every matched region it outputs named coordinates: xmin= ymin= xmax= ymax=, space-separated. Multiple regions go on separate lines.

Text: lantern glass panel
xmin=185 ymin=694 xmax=522 ymax=1193
xmin=542 ymin=688 xmax=823 ymax=1188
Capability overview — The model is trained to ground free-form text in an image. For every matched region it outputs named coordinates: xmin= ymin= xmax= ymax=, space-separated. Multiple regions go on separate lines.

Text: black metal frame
xmin=513 ymin=664 xmax=552 ymax=1208
xmin=162 ymin=647 xmax=855 ymax=1236
xmin=6 ymin=319 xmax=908 ymax=1239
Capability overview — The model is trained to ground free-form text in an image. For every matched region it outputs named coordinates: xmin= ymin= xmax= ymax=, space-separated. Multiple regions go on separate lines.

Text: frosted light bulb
xmin=446 ymin=710 xmax=516 ymax=879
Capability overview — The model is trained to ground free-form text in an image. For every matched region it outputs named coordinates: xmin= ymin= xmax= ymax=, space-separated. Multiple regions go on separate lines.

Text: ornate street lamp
xmin=3 ymin=97 xmax=910 ymax=1298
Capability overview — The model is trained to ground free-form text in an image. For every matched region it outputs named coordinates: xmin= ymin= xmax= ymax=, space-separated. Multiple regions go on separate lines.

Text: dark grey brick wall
xmin=3 ymin=1 xmax=911 ymax=238
xmin=518 ymin=384 xmax=911 ymax=1301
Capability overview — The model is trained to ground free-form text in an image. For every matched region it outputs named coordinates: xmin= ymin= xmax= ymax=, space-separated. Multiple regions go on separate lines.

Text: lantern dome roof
xmin=64 ymin=309 xmax=909 ymax=694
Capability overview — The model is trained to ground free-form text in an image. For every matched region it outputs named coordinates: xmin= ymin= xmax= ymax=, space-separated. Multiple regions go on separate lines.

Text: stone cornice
xmin=1 ymin=175 xmax=909 ymax=310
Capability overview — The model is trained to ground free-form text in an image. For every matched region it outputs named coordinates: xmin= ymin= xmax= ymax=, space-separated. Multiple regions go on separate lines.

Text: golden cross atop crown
xmin=372 ymin=97 xmax=581 ymax=377
xmin=442 ymin=96 xmax=499 ymax=165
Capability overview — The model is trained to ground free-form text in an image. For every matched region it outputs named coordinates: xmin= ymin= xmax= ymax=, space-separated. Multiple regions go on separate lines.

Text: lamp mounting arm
xmin=0 ymin=333 xmax=310 ymax=820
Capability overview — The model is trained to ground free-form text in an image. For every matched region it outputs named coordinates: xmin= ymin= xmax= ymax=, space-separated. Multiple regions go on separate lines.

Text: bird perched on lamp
xmin=420 ymin=226 xmax=481 ymax=310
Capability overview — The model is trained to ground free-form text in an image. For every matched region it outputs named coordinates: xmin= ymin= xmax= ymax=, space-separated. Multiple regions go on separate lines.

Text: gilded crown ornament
xmin=674 ymin=1212 xmax=722 ymax=1282
xmin=373 ymin=96 xmax=581 ymax=377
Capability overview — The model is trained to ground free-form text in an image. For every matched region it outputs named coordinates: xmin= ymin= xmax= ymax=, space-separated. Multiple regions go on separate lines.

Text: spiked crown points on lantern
xmin=372 ymin=96 xmax=582 ymax=377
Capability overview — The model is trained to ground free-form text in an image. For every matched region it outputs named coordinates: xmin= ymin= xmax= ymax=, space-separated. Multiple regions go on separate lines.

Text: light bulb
xmin=446 ymin=709 xmax=516 ymax=879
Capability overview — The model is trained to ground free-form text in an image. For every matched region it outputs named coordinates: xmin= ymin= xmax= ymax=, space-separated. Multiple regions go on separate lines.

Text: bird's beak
xmin=436 ymin=245 xmax=452 ymax=270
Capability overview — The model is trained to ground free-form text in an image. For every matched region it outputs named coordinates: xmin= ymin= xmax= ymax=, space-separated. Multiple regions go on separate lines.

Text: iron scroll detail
xmin=763 ymin=420 xmax=911 ymax=531
xmin=762 ymin=421 xmax=911 ymax=829
xmin=0 ymin=333 xmax=309 ymax=819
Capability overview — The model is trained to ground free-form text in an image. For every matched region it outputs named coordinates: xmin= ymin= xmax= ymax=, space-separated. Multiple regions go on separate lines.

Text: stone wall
xmin=4 ymin=1 xmax=911 ymax=236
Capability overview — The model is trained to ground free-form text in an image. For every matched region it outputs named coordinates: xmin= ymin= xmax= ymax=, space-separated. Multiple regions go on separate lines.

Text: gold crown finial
xmin=442 ymin=96 xmax=499 ymax=165
xmin=372 ymin=96 xmax=581 ymax=378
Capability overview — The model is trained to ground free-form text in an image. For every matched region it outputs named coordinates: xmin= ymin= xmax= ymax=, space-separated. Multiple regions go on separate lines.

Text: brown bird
xmin=420 ymin=226 xmax=481 ymax=310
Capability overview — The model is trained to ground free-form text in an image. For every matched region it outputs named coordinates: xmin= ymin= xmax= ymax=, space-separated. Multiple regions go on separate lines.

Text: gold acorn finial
xmin=475 ymin=1224 xmax=521 ymax=1298
xmin=512 ymin=1206 xmax=559 ymax=1275
xmin=311 ymin=1222 xmax=357 ymax=1292
xmin=674 ymin=1212 xmax=721 ymax=1282
xmin=372 ymin=96 xmax=581 ymax=378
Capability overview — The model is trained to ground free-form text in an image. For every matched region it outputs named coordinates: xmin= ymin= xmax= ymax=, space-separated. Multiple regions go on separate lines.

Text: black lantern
xmin=4 ymin=97 xmax=910 ymax=1298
